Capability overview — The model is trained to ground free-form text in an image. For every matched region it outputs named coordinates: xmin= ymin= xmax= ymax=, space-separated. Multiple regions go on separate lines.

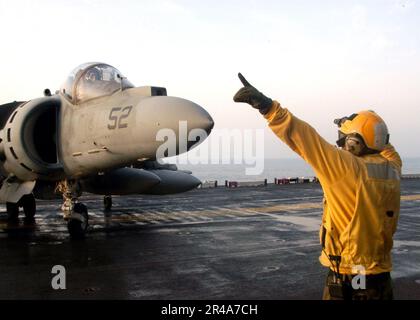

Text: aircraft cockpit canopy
xmin=60 ymin=63 xmax=134 ymax=103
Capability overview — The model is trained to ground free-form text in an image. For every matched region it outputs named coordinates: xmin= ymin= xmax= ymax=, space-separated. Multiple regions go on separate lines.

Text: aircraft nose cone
xmin=140 ymin=96 xmax=214 ymax=130
xmin=201 ymin=113 xmax=214 ymax=135
xmin=165 ymin=96 xmax=214 ymax=134
xmin=189 ymin=109 xmax=214 ymax=135
xmin=136 ymin=96 xmax=214 ymax=157
xmin=138 ymin=96 xmax=214 ymax=135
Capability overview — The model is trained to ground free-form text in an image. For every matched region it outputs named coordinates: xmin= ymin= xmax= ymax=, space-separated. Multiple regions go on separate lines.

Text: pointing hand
xmin=238 ymin=72 xmax=252 ymax=87
xmin=233 ymin=73 xmax=273 ymax=115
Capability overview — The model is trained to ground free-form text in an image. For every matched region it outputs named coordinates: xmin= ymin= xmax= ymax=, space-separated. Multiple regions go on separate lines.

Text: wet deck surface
xmin=0 ymin=180 xmax=419 ymax=299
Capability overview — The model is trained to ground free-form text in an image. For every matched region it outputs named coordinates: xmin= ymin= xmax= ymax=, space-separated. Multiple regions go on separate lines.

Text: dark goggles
xmin=334 ymin=113 xmax=358 ymax=147
xmin=336 ymin=131 xmax=346 ymax=147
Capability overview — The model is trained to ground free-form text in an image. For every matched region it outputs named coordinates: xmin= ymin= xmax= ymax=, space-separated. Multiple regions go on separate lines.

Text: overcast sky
xmin=0 ymin=0 xmax=419 ymax=158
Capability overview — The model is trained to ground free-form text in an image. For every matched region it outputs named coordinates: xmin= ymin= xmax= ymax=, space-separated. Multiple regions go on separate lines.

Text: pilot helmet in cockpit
xmin=85 ymin=68 xmax=101 ymax=81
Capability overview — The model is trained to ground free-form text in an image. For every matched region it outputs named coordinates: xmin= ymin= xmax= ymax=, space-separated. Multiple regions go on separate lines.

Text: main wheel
xmin=6 ymin=202 xmax=19 ymax=221
xmin=20 ymin=194 xmax=36 ymax=220
xmin=67 ymin=203 xmax=89 ymax=239
xmin=104 ymin=195 xmax=112 ymax=211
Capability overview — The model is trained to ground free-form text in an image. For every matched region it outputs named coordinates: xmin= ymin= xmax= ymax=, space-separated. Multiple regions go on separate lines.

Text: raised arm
xmin=233 ymin=73 xmax=358 ymax=184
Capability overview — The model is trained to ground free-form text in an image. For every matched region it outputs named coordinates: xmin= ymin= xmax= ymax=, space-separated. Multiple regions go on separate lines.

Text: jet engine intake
xmin=0 ymin=96 xmax=64 ymax=181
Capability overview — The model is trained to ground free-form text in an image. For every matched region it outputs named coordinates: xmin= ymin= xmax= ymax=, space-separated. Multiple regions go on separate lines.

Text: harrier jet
xmin=0 ymin=62 xmax=214 ymax=237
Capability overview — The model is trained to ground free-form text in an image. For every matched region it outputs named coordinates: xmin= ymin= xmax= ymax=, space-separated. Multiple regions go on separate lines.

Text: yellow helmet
xmin=335 ymin=110 xmax=389 ymax=152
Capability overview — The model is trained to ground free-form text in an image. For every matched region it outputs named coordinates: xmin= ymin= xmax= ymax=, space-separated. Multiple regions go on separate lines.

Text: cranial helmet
xmin=334 ymin=110 xmax=389 ymax=152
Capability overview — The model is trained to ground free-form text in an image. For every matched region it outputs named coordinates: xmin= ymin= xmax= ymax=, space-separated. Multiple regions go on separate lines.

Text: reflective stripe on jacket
xmin=264 ymin=101 xmax=401 ymax=275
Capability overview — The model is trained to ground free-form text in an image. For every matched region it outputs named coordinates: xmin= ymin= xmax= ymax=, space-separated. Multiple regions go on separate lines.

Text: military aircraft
xmin=0 ymin=62 xmax=214 ymax=238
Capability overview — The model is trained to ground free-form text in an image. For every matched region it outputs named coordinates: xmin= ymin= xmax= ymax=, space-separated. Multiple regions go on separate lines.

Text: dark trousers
xmin=322 ymin=269 xmax=394 ymax=300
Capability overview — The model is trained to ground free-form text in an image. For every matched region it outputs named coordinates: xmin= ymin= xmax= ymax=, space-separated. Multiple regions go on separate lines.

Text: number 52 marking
xmin=108 ymin=106 xmax=133 ymax=130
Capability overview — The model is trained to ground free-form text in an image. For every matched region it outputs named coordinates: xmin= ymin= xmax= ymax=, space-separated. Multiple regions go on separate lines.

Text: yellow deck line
xmin=401 ymin=194 xmax=420 ymax=201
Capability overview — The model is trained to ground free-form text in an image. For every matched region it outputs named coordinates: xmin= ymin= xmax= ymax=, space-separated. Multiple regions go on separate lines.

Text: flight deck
xmin=0 ymin=179 xmax=419 ymax=299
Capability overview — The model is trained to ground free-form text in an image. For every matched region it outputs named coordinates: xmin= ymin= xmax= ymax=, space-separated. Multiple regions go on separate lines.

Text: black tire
xmin=104 ymin=196 xmax=112 ymax=211
xmin=21 ymin=194 xmax=36 ymax=220
xmin=67 ymin=203 xmax=89 ymax=239
xmin=6 ymin=202 xmax=19 ymax=221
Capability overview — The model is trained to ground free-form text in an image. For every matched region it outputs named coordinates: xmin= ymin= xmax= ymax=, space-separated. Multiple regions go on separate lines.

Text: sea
xmin=175 ymin=158 xmax=420 ymax=183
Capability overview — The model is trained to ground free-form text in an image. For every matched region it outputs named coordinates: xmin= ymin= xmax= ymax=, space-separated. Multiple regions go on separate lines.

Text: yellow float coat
xmin=264 ymin=101 xmax=401 ymax=275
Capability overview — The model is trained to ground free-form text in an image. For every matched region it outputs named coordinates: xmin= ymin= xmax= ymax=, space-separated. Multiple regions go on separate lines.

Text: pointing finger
xmin=238 ymin=73 xmax=252 ymax=87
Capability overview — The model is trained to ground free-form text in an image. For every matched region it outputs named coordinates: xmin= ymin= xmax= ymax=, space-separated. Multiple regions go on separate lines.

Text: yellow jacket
xmin=264 ymin=101 xmax=401 ymax=275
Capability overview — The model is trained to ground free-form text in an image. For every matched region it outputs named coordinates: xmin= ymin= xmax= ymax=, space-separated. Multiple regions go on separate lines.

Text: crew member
xmin=233 ymin=73 xmax=401 ymax=300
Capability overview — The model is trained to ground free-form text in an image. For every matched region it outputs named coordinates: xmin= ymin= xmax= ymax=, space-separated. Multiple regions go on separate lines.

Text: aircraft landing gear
xmin=104 ymin=195 xmax=112 ymax=211
xmin=6 ymin=202 xmax=19 ymax=221
xmin=57 ymin=180 xmax=89 ymax=239
xmin=67 ymin=203 xmax=89 ymax=239
xmin=6 ymin=194 xmax=36 ymax=222
xmin=21 ymin=194 xmax=36 ymax=221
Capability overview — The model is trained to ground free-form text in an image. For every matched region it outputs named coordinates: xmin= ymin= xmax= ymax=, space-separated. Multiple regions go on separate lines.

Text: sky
xmin=0 ymin=0 xmax=419 ymax=158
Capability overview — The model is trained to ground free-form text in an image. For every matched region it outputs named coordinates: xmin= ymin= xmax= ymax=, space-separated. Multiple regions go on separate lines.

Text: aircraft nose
xmin=203 ymin=113 xmax=214 ymax=134
xmin=140 ymin=96 xmax=213 ymax=132
xmin=189 ymin=103 xmax=214 ymax=135
xmin=136 ymin=96 xmax=214 ymax=157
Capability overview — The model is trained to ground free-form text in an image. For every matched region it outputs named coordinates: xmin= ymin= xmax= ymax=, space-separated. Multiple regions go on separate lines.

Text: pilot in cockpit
xmin=85 ymin=68 xmax=101 ymax=82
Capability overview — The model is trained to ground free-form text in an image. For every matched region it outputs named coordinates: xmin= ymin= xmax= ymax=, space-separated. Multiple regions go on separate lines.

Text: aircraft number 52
xmin=108 ymin=106 xmax=133 ymax=130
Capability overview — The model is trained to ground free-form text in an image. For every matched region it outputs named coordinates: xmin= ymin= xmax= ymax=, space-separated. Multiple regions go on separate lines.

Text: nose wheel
xmin=104 ymin=195 xmax=112 ymax=211
xmin=57 ymin=180 xmax=89 ymax=239
xmin=66 ymin=203 xmax=89 ymax=239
